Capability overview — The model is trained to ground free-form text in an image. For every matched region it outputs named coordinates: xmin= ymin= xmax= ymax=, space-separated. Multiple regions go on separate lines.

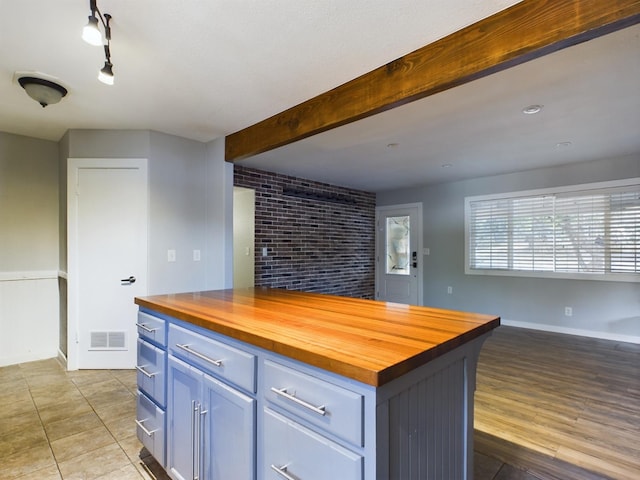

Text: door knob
xmin=120 ymin=276 xmax=136 ymax=285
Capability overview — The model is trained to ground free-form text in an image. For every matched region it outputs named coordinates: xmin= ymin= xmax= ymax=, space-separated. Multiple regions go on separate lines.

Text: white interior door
xmin=68 ymin=158 xmax=148 ymax=369
xmin=376 ymin=203 xmax=423 ymax=305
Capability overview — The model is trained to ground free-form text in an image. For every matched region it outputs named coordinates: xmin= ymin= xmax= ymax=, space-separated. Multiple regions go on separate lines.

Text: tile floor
xmin=0 ymin=358 xmax=534 ymax=480
xmin=0 ymin=358 xmax=169 ymax=480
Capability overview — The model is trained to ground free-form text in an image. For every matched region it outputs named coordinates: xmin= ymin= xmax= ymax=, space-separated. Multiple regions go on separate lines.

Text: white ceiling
xmin=1 ymin=1 xmax=638 ymax=192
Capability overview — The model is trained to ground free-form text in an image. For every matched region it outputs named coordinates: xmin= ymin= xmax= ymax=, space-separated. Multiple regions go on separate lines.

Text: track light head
xmin=82 ymin=15 xmax=102 ymax=46
xmin=98 ymin=62 xmax=114 ymax=85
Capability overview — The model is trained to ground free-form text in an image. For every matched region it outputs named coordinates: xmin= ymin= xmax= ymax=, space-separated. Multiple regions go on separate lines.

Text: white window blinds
xmin=466 ymin=181 xmax=640 ymax=280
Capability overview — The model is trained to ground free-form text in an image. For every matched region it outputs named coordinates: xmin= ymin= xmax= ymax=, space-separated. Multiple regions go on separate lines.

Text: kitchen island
xmin=134 ymin=287 xmax=499 ymax=480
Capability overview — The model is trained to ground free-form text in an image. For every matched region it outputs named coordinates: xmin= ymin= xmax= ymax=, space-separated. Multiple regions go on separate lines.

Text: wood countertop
xmin=135 ymin=288 xmax=500 ymax=387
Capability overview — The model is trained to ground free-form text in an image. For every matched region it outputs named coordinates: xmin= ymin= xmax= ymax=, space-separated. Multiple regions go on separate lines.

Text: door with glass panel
xmin=375 ymin=204 xmax=422 ymax=305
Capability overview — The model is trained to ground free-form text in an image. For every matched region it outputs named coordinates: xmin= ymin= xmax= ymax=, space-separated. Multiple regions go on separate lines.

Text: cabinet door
xmin=203 ymin=373 xmax=256 ymax=480
xmin=167 ymin=356 xmax=202 ymax=480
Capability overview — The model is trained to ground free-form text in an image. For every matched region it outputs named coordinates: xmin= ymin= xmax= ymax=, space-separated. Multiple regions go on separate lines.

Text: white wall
xmin=0 ymin=132 xmax=60 ymax=366
xmin=377 ymin=155 xmax=640 ymax=343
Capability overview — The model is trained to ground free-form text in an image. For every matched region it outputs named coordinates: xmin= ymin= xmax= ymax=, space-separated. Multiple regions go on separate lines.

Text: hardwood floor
xmin=474 ymin=326 xmax=640 ymax=480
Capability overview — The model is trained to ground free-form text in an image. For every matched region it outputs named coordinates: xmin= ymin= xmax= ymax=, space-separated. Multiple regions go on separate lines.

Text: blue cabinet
xmin=138 ymin=305 xmax=488 ymax=480
xmin=166 ymin=338 xmax=256 ymax=480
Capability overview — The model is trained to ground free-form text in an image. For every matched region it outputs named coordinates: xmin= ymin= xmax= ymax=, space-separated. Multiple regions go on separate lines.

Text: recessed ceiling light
xmin=522 ymin=104 xmax=543 ymax=115
xmin=441 ymin=163 xmax=453 ymax=168
xmin=556 ymin=141 xmax=572 ymax=148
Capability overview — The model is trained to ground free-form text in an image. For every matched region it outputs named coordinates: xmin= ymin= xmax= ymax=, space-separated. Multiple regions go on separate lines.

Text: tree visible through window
xmin=466 ymin=180 xmax=639 ymax=281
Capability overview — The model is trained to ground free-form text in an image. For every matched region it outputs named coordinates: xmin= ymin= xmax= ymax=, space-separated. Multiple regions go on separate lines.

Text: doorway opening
xmin=233 ymin=187 xmax=255 ymax=288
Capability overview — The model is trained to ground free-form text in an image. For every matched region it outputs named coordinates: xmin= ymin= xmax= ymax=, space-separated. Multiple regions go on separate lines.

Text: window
xmin=465 ymin=179 xmax=640 ymax=282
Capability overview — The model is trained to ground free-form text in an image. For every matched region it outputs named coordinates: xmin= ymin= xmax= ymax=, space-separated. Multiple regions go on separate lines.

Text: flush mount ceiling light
xmin=522 ymin=104 xmax=543 ymax=115
xmin=18 ymin=76 xmax=68 ymax=107
xmin=82 ymin=0 xmax=115 ymax=85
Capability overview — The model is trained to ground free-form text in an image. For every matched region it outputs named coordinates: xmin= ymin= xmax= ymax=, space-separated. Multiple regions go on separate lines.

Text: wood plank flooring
xmin=474 ymin=326 xmax=640 ymax=480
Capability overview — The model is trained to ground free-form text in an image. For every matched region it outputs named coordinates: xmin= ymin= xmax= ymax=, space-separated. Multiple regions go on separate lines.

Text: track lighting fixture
xmin=82 ymin=0 xmax=115 ymax=85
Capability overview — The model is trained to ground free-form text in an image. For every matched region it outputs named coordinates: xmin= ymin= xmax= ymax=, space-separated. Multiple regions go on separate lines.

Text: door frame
xmin=66 ymin=157 xmax=149 ymax=370
xmin=375 ymin=202 xmax=423 ymax=305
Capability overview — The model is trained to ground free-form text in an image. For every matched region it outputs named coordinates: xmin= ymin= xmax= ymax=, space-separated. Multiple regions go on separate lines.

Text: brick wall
xmin=234 ymin=166 xmax=376 ymax=299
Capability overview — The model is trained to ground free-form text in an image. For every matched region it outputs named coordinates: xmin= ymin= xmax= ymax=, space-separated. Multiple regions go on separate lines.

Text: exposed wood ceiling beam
xmin=225 ymin=0 xmax=640 ymax=162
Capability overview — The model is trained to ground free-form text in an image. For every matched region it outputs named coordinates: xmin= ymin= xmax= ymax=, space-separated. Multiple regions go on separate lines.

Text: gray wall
xmin=1 ymin=132 xmax=59 ymax=271
xmin=64 ymin=129 xmax=228 ymax=295
xmin=377 ymin=155 xmax=640 ymax=341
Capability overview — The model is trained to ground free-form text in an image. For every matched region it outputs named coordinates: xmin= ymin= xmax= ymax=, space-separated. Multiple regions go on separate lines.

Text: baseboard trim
xmin=501 ymin=319 xmax=640 ymax=345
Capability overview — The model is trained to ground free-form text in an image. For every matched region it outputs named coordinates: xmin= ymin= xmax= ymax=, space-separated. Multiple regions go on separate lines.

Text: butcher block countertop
xmin=135 ymin=287 xmax=500 ymax=387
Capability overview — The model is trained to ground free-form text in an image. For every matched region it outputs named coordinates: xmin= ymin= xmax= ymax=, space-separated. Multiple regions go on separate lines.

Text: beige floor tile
xmin=68 ymin=370 xmax=116 ymax=388
xmin=44 ymin=410 xmax=104 ymax=442
xmin=0 ymin=388 xmax=35 ymax=419
xmin=75 ymin=377 xmax=122 ymax=397
xmin=57 ymin=443 xmax=131 ymax=480
xmin=0 ymin=364 xmax=23 ymax=382
xmin=0 ymin=423 xmax=48 ymax=459
xmin=16 ymin=464 xmax=63 ymax=479
xmin=93 ymin=396 xmax=136 ymax=423
xmin=38 ymin=398 xmax=94 ymax=425
xmin=50 ymin=425 xmax=116 ymax=463
xmin=32 ymin=388 xmax=86 ymax=410
xmin=94 ymin=463 xmax=144 ymax=479
xmin=0 ymin=442 xmax=57 ymax=478
xmin=118 ymin=435 xmax=151 ymax=463
xmin=110 ymin=369 xmax=137 ymax=393
xmin=0 ymin=375 xmax=29 ymax=394
xmin=104 ymin=414 xmax=137 ymax=442
xmin=0 ymin=409 xmax=42 ymax=437
xmin=85 ymin=386 xmax=136 ymax=410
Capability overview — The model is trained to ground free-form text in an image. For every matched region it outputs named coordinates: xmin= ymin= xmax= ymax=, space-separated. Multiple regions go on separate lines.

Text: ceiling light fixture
xmin=18 ymin=76 xmax=68 ymax=107
xmin=82 ymin=0 xmax=115 ymax=85
xmin=522 ymin=104 xmax=543 ymax=115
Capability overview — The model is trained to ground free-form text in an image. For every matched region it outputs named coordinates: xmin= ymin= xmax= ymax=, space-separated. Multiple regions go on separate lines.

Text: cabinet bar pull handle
xmin=270 ymin=464 xmax=297 ymax=480
xmin=176 ymin=343 xmax=223 ymax=367
xmin=270 ymin=387 xmax=326 ymax=416
xmin=192 ymin=401 xmax=198 ymax=480
xmin=135 ymin=419 xmax=157 ymax=437
xmin=136 ymin=322 xmax=157 ymax=333
xmin=135 ymin=365 xmax=157 ymax=378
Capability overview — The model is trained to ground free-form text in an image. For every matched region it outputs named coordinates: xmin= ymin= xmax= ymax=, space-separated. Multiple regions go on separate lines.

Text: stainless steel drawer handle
xmin=135 ymin=322 xmax=158 ymax=333
xmin=135 ymin=365 xmax=157 ymax=378
xmin=135 ymin=419 xmax=157 ymax=437
xmin=176 ymin=343 xmax=223 ymax=367
xmin=270 ymin=464 xmax=297 ymax=480
xmin=270 ymin=387 xmax=326 ymax=416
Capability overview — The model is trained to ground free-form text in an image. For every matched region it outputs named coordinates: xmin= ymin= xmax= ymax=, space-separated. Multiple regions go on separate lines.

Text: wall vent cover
xmin=90 ymin=331 xmax=127 ymax=350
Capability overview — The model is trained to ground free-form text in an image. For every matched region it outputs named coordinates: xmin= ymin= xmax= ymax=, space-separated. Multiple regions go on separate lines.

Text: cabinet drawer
xmin=263 ymin=408 xmax=362 ymax=480
xmin=264 ymin=360 xmax=363 ymax=446
xmin=137 ymin=311 xmax=166 ymax=346
xmin=169 ymin=323 xmax=256 ymax=393
xmin=136 ymin=338 xmax=166 ymax=406
xmin=137 ymin=390 xmax=165 ymax=467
